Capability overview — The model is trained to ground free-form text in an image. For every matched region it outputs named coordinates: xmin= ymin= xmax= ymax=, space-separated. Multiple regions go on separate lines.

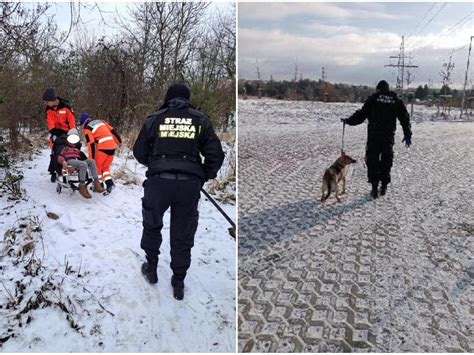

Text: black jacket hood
xmin=158 ymin=98 xmax=195 ymax=111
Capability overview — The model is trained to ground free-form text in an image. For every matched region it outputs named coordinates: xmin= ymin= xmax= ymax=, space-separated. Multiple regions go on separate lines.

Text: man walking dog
xmin=342 ymin=80 xmax=412 ymax=198
xmin=133 ymin=84 xmax=224 ymax=300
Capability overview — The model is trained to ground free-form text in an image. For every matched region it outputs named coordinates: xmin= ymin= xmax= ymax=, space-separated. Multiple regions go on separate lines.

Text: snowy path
xmin=1 ymin=148 xmax=235 ymax=352
xmin=238 ymin=99 xmax=473 ymax=352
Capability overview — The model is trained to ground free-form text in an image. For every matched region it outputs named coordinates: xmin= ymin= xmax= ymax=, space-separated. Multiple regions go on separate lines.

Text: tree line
xmin=0 ymin=2 xmax=235 ymax=150
xmin=240 ymin=79 xmax=379 ymax=102
xmin=239 ymin=79 xmax=473 ymax=106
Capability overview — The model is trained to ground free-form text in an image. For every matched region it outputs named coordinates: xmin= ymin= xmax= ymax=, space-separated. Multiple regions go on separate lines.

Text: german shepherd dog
xmin=321 ymin=151 xmax=357 ymax=203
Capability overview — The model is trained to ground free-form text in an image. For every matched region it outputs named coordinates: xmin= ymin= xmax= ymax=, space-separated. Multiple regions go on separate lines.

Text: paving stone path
xmin=238 ymin=99 xmax=474 ymax=352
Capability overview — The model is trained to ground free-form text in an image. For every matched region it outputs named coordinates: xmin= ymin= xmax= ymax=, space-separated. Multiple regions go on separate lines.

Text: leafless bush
xmin=1 ymin=172 xmax=24 ymax=201
xmin=205 ymin=139 xmax=235 ymax=203
xmin=1 ymin=3 xmax=235 ymax=152
xmin=2 ymin=215 xmax=44 ymax=275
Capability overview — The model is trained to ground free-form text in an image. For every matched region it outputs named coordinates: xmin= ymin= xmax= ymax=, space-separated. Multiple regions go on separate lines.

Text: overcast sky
xmin=45 ymin=2 xmax=232 ymax=44
xmin=239 ymin=2 xmax=473 ymax=88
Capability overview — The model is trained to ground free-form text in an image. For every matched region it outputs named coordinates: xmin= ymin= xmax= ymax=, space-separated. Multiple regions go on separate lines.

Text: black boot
xmin=141 ymin=256 xmax=158 ymax=284
xmin=380 ymin=183 xmax=388 ymax=196
xmin=105 ymin=179 xmax=115 ymax=194
xmin=370 ymin=182 xmax=379 ymax=199
xmin=171 ymin=274 xmax=185 ymax=300
xmin=50 ymin=172 xmax=57 ymax=183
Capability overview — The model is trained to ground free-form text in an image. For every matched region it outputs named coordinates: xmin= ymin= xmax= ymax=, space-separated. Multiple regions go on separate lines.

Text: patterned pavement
xmin=238 ymin=99 xmax=474 ymax=352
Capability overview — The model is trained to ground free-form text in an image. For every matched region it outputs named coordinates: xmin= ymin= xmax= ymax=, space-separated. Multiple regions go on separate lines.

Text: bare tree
xmin=0 ymin=2 xmax=235 ymax=152
xmin=440 ymin=52 xmax=455 ymax=87
xmin=118 ymin=2 xmax=208 ymax=92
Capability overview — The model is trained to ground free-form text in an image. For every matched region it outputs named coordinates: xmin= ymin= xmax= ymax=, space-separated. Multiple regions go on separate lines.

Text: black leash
xmin=341 ymin=121 xmax=346 ymax=154
xmin=201 ymin=188 xmax=236 ymax=239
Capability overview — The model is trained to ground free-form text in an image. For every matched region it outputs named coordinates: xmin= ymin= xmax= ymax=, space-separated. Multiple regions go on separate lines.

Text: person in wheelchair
xmin=57 ymin=129 xmax=105 ymax=199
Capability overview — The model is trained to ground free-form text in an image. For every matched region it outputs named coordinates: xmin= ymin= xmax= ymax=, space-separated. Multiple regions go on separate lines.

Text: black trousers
xmin=48 ymin=154 xmax=56 ymax=174
xmin=140 ymin=174 xmax=201 ymax=277
xmin=366 ymin=134 xmax=394 ymax=185
xmin=48 ymin=153 xmax=63 ymax=176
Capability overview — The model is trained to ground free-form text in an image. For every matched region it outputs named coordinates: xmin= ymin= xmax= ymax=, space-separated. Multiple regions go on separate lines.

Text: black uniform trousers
xmin=140 ymin=173 xmax=201 ymax=277
xmin=366 ymin=134 xmax=395 ymax=185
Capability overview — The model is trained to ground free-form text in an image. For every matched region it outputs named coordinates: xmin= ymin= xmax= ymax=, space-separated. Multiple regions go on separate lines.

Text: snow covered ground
xmin=238 ymin=98 xmax=473 ymax=352
xmin=0 ymin=144 xmax=236 ymax=352
xmin=238 ymin=97 xmax=472 ymax=126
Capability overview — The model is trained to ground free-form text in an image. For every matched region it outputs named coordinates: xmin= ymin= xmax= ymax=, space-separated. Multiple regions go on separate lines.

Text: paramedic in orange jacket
xmin=79 ymin=113 xmax=122 ymax=193
xmin=43 ymin=87 xmax=76 ymax=182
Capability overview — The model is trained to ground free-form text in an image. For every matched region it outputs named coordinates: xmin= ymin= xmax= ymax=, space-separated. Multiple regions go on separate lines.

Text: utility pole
xmin=256 ymin=59 xmax=262 ymax=99
xmin=406 ymin=58 xmax=416 ymax=89
xmin=256 ymin=59 xmax=261 ymax=81
xmin=385 ymin=36 xmax=418 ymax=92
xmin=321 ymin=66 xmax=328 ymax=102
xmin=460 ymin=36 xmax=473 ymax=119
xmin=293 ymin=59 xmax=298 ymax=100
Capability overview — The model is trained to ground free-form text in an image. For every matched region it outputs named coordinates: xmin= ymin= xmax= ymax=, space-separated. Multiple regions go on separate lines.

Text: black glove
xmin=402 ymin=136 xmax=411 ymax=148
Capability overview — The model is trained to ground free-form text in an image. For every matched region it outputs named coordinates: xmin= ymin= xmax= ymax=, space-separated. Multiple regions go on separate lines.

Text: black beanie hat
xmin=42 ymin=88 xmax=57 ymax=101
xmin=376 ymin=80 xmax=390 ymax=93
xmin=164 ymin=84 xmax=190 ymax=102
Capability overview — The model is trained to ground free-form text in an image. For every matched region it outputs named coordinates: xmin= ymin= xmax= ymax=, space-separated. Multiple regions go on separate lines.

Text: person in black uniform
xmin=133 ymin=84 xmax=225 ymax=300
xmin=342 ymin=80 xmax=412 ymax=199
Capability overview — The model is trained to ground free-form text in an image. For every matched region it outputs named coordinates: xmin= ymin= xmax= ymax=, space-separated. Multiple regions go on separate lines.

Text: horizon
xmin=238 ymin=77 xmax=468 ymax=91
xmin=239 ymin=2 xmax=473 ymax=89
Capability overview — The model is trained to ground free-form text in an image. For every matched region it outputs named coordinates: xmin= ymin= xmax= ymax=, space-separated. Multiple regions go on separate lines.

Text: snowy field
xmin=0 ymin=143 xmax=236 ymax=352
xmin=238 ymin=98 xmax=473 ymax=352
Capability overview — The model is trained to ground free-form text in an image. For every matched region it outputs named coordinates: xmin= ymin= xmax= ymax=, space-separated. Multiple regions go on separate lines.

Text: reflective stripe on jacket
xmin=46 ymin=102 xmax=76 ymax=133
xmin=84 ymin=119 xmax=118 ymax=159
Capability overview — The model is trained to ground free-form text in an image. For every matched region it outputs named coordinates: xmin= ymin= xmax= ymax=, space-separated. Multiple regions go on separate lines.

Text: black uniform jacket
xmin=346 ymin=91 xmax=412 ymax=138
xmin=133 ymin=98 xmax=224 ymax=181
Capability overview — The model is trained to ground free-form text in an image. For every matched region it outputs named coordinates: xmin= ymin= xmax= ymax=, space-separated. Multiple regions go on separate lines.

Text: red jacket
xmin=46 ymin=99 xmax=76 ymax=134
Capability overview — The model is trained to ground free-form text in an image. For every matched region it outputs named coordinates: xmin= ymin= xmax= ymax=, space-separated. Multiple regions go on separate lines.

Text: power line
xmin=406 ymin=2 xmax=437 ymax=39
xmin=437 ymin=10 xmax=474 ymax=40
xmin=406 ymin=10 xmax=473 ymax=57
xmin=452 ymin=44 xmax=469 ymax=54
xmin=416 ymin=3 xmax=447 ymax=35
xmin=405 ymin=3 xmax=447 ymax=50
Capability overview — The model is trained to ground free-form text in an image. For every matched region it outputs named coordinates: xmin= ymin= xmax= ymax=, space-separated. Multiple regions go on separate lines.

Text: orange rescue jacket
xmin=84 ymin=119 xmax=120 ymax=159
xmin=46 ymin=101 xmax=76 ymax=133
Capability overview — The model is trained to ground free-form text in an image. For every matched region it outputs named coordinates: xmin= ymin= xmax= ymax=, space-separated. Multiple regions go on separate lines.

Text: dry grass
xmin=217 ymin=131 xmax=235 ymax=145
xmin=2 ymin=215 xmax=44 ymax=276
xmin=113 ymin=166 xmax=142 ymax=186
xmin=1 ymin=214 xmax=114 ymax=346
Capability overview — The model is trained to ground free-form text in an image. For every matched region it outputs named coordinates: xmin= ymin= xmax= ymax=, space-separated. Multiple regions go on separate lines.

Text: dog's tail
xmin=321 ymin=173 xmax=332 ymax=202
